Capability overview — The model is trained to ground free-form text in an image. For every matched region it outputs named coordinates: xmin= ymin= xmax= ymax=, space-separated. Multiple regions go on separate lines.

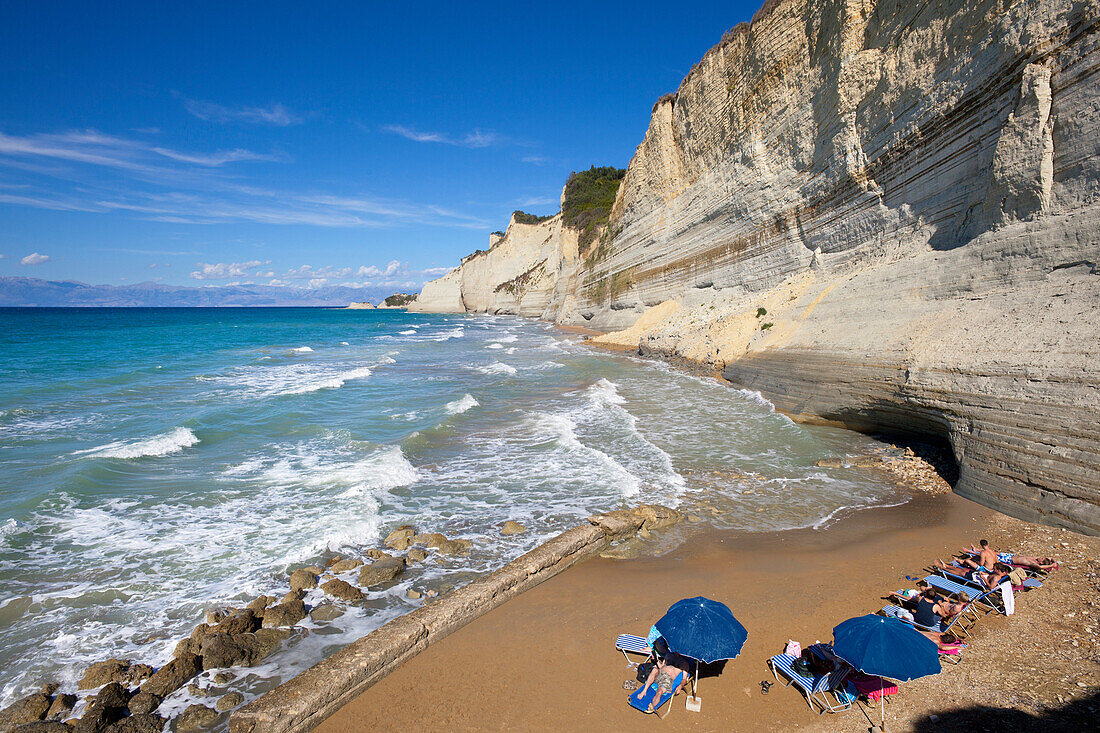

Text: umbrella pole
xmin=880 ymin=685 xmax=885 ymax=732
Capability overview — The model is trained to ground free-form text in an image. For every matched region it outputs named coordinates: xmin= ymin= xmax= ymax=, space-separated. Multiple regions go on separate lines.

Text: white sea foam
xmin=399 ymin=330 xmax=417 ymax=335
xmin=495 ymin=334 xmax=518 ymax=343
xmin=485 ymin=343 xmax=504 ymax=349
xmin=530 ymin=412 xmax=642 ymax=497
xmin=444 ymin=394 xmax=479 ymax=415
xmin=291 ymin=346 xmax=314 ymax=353
xmin=220 ymin=364 xmax=373 ymax=397
xmin=0 ymin=518 xmax=23 ymax=541
xmin=476 ymin=362 xmax=517 ymax=375
xmin=505 ymin=347 xmax=517 ymax=355
xmin=433 ymin=327 xmax=465 ymax=341
xmin=72 ymin=427 xmax=200 ymax=460
xmin=588 ymin=378 xmax=626 ymax=405
xmin=339 ymin=341 xmax=350 ymax=346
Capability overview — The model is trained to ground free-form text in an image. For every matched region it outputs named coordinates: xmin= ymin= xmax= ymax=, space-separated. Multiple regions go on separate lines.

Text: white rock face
xmin=414 ymin=0 xmax=1100 ymax=533
xmin=411 ymin=210 xmax=581 ymax=318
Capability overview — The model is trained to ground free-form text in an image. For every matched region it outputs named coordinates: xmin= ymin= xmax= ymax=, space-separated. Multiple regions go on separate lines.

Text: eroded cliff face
xmin=415 ymin=0 xmax=1100 ymax=533
xmin=411 ymin=209 xmax=582 ymax=319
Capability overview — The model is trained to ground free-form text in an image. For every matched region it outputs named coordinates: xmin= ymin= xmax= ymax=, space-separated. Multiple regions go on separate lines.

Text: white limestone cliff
xmin=414 ymin=0 xmax=1100 ymax=533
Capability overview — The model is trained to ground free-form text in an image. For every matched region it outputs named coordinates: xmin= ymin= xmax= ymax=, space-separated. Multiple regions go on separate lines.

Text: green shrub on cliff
xmin=384 ymin=293 xmax=416 ymax=307
xmin=512 ymin=210 xmax=554 ymax=225
xmin=562 ymin=165 xmax=626 ymax=254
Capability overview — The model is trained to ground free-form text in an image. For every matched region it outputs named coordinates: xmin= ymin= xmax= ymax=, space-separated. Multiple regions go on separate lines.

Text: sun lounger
xmin=767 ymin=648 xmax=853 ymax=714
xmin=937 ymin=562 xmax=1043 ymax=593
xmin=846 ymin=673 xmax=898 ymax=702
xmin=628 ymin=670 xmax=685 ymax=717
xmin=961 ymin=551 xmax=1053 ymax=576
xmin=924 ymin=575 xmax=1004 ymax=615
xmin=615 ymin=634 xmax=652 ymax=665
xmin=878 ymin=605 xmax=968 ymax=663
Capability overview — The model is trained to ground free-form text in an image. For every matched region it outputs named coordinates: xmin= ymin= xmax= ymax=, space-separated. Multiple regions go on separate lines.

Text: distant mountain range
xmin=0 ymin=277 xmax=403 ymax=307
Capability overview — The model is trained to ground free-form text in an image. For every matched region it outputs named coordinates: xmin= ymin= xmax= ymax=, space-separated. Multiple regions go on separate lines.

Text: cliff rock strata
xmin=415 ymin=0 xmax=1100 ymax=533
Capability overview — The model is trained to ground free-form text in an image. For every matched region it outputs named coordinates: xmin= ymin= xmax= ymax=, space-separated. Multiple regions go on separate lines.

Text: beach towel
xmin=628 ymin=671 xmax=685 ymax=714
xmin=999 ymin=581 xmax=1014 ymax=615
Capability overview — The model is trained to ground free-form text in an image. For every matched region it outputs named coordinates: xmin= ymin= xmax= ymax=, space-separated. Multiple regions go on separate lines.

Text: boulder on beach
xmin=126 ymin=692 xmax=160 ymax=716
xmin=212 ymin=609 xmax=260 ymax=636
xmin=320 ymin=578 xmax=364 ymax=602
xmin=0 ymin=692 xmax=51 ymax=729
xmin=104 ymin=713 xmax=166 ymax=733
xmin=45 ymin=694 xmax=75 ymax=722
xmin=357 ymin=557 xmax=405 ymax=587
xmin=9 ymin=722 xmax=72 ymax=733
xmin=142 ymin=653 xmax=202 ymax=698
xmin=280 ymin=589 xmax=305 ymax=604
xmin=329 ymin=557 xmax=364 ymax=573
xmin=501 ymin=520 xmax=526 ymax=535
xmin=215 ymin=692 xmax=244 ymax=713
xmin=93 ymin=683 xmax=130 ymax=711
xmin=384 ymin=528 xmax=415 ymax=551
xmin=364 ymin=549 xmax=393 ymax=561
xmin=200 ymin=633 xmax=255 ymax=670
xmin=77 ymin=658 xmax=151 ymax=690
xmin=309 ymin=603 xmax=344 ymax=622
xmin=288 ymin=568 xmax=318 ymax=592
xmin=405 ymin=589 xmax=421 ymax=600
xmin=175 ymin=703 xmax=218 ymax=732
xmin=244 ymin=596 xmax=275 ymax=616
xmin=405 ymin=548 xmax=428 ymax=563
xmin=261 ymin=599 xmax=307 ymax=628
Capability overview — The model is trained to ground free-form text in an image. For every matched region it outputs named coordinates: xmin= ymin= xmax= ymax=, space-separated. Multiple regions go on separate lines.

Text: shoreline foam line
xmin=229 ymin=509 xmax=652 ymax=733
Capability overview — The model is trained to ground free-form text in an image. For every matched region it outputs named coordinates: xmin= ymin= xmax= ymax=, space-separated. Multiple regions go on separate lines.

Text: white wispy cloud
xmin=0 ymin=128 xmax=492 ymax=230
xmin=182 ymin=99 xmax=302 ymax=126
xmin=382 ymin=124 xmax=500 ymax=148
xmin=521 ymin=154 xmax=553 ymax=166
xmin=0 ymin=130 xmax=273 ymax=173
xmin=190 ymin=260 xmax=269 ymax=280
xmin=21 ymin=252 xmax=50 ymax=265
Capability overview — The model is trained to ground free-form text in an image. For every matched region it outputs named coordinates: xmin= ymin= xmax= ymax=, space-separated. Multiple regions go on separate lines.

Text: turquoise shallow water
xmin=0 ymin=307 xmax=902 ymax=714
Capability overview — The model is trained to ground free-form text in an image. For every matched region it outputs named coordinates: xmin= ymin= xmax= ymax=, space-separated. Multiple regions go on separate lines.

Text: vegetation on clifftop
xmin=562 ymin=165 xmax=626 ymax=254
xmin=383 ymin=293 xmax=416 ymax=307
xmin=512 ymin=210 xmax=554 ymax=225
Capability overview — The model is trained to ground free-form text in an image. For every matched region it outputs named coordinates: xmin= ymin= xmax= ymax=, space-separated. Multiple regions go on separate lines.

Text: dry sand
xmin=318 ymin=491 xmax=1100 ymax=732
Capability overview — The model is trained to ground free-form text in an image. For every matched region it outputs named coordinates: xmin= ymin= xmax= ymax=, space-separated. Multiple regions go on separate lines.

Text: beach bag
xmin=636 ymin=661 xmax=655 ymax=683
xmin=784 ymin=640 xmax=801 ymax=657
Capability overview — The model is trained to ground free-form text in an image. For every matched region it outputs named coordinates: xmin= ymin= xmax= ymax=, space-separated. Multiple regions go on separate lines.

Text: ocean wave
xmin=291 ymin=346 xmax=314 ymax=353
xmin=280 ymin=366 xmax=373 ymax=395
xmin=399 ymin=330 xmax=417 ymax=335
xmin=433 ymin=328 xmax=465 ymax=341
xmin=72 ymin=427 xmax=200 ymax=460
xmin=529 ymin=412 xmax=641 ymax=498
xmin=444 ymin=394 xmax=479 ymax=415
xmin=339 ymin=341 xmax=350 ymax=346
xmin=476 ymin=362 xmax=517 ymax=376
xmin=588 ymin=378 xmax=626 ymax=406
xmin=485 ymin=343 xmax=503 ymax=350
xmin=495 ymin=334 xmax=518 ymax=343
xmin=221 ymin=364 xmax=373 ymax=397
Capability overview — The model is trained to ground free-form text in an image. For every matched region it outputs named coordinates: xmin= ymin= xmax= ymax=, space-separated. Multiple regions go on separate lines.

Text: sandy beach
xmin=317 ymin=491 xmax=1100 ymax=732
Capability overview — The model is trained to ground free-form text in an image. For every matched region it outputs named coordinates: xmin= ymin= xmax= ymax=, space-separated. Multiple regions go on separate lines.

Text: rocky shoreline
xmin=0 ymin=522 xmax=532 ymax=733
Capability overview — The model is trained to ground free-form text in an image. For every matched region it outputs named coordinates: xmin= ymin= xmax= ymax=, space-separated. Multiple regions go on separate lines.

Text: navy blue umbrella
xmin=832 ymin=614 xmax=941 ymax=730
xmin=831 ymin=614 xmax=941 ymax=682
xmin=654 ymin=596 xmax=748 ymax=664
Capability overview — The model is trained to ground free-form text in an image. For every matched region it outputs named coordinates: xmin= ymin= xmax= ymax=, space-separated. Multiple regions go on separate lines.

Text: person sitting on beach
xmin=640 ymin=652 xmax=691 ymax=712
xmin=961 ymin=539 xmax=999 ymax=573
xmin=912 ymin=588 xmax=950 ymax=628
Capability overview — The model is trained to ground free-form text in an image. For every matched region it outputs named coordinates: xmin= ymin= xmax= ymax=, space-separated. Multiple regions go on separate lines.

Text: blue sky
xmin=0 ymin=1 xmax=757 ymax=291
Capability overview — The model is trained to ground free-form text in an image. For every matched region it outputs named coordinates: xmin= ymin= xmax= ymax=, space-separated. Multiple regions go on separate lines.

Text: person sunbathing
xmin=640 ymin=652 xmax=691 ymax=712
xmin=961 ymin=542 xmax=1058 ymax=573
xmin=916 ymin=628 xmax=967 ymax=653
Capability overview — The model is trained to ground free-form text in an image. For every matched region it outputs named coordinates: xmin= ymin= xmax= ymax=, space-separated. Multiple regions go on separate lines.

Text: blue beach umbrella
xmin=653 ymin=596 xmax=747 ymax=702
xmin=654 ymin=596 xmax=748 ymax=664
xmin=832 ymin=614 xmax=941 ymax=730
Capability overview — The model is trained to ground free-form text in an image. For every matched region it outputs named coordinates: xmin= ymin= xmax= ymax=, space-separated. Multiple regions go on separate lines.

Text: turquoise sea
xmin=0 ymin=307 xmax=903 ymax=715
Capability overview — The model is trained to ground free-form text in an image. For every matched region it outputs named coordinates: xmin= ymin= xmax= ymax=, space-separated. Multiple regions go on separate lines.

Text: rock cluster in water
xmin=0 ymin=523 xmax=486 ymax=732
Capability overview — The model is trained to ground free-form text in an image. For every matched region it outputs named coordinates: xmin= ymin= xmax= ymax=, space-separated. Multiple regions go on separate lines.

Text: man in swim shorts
xmin=640 ymin=652 xmax=691 ymax=712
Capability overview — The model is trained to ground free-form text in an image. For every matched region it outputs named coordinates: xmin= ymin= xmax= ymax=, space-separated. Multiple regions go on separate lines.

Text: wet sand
xmin=318 ymin=492 xmax=1014 ymax=732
